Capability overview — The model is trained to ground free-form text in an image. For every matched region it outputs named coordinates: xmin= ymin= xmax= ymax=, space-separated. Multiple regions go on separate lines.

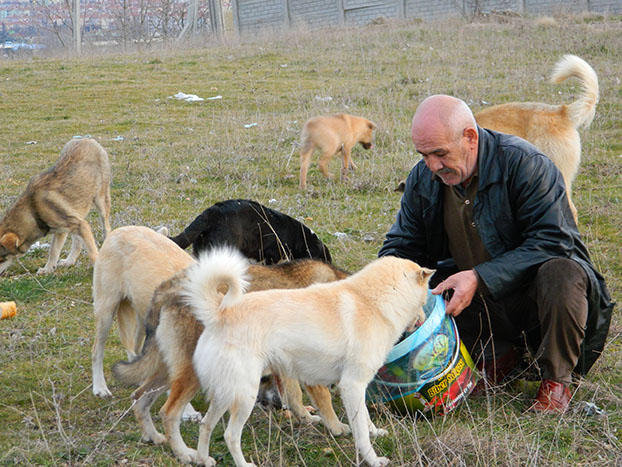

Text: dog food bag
xmin=367 ymin=291 xmax=478 ymax=415
xmin=0 ymin=301 xmax=17 ymax=319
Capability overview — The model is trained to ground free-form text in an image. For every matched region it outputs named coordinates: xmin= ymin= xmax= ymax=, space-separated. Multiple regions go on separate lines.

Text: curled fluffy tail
xmin=181 ymin=247 xmax=250 ymax=330
xmin=551 ymin=54 xmax=599 ymax=130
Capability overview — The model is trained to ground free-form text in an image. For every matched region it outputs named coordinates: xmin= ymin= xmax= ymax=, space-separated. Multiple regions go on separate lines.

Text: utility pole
xmin=192 ymin=0 xmax=199 ymax=35
xmin=73 ymin=0 xmax=81 ymax=55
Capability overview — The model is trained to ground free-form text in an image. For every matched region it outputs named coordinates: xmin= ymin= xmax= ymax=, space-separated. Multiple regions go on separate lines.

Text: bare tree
xmin=31 ymin=0 xmax=98 ymax=49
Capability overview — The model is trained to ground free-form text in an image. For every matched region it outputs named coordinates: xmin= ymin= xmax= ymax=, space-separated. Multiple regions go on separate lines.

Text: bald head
xmin=410 ymin=95 xmax=479 ymax=186
xmin=411 ymin=95 xmax=476 ymax=143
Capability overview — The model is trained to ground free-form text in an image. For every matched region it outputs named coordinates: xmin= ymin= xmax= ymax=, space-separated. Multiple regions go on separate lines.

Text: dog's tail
xmin=551 ymin=54 xmax=599 ymax=130
xmin=299 ymin=128 xmax=316 ymax=159
xmin=169 ymin=212 xmax=206 ymax=250
xmin=111 ymin=328 xmax=162 ymax=386
xmin=181 ymin=247 xmax=249 ymax=330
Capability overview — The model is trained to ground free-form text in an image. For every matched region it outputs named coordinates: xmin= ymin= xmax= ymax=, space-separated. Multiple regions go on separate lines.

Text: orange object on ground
xmin=0 ymin=301 xmax=17 ymax=319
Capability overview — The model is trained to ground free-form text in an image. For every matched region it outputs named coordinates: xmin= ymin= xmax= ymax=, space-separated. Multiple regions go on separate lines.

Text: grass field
xmin=0 ymin=12 xmax=620 ymax=466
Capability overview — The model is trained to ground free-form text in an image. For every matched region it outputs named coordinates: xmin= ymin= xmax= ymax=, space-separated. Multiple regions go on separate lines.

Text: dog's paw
xmin=36 ymin=266 xmax=55 ymax=275
xmin=370 ymin=427 xmax=388 ymax=438
xmin=57 ymin=258 xmax=76 ymax=267
xmin=174 ymin=447 xmax=199 ymax=464
xmin=92 ymin=385 xmax=112 ymax=398
xmin=372 ymin=456 xmax=390 ymax=467
xmin=141 ymin=431 xmax=166 ymax=445
xmin=328 ymin=421 xmax=351 ymax=436
xmin=194 ymin=452 xmax=215 ymax=466
xmin=181 ymin=403 xmax=202 ymax=422
xmin=303 ymin=413 xmax=322 ymax=425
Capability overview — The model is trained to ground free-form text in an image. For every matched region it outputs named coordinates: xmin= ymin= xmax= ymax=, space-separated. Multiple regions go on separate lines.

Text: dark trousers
xmin=435 ymin=258 xmax=589 ymax=386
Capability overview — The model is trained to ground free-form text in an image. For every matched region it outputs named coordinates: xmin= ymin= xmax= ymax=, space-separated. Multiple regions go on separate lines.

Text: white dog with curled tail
xmin=183 ymin=246 xmax=433 ymax=467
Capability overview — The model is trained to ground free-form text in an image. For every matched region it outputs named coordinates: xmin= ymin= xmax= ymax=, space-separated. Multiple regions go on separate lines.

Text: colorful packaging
xmin=367 ymin=291 xmax=478 ymax=415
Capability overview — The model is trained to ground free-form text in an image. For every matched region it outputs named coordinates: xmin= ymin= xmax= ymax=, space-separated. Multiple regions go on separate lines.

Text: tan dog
xmin=475 ymin=54 xmax=598 ymax=221
xmin=91 ymin=225 xmax=194 ymax=398
xmin=299 ymin=113 xmax=376 ymax=190
xmin=0 ymin=138 xmax=111 ymax=275
xmin=183 ymin=248 xmax=433 ymax=467
xmin=113 ymin=258 xmax=351 ymax=463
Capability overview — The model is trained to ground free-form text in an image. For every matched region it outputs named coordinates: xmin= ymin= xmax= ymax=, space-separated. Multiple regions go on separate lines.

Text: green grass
xmin=1 ymin=14 xmax=621 ymax=466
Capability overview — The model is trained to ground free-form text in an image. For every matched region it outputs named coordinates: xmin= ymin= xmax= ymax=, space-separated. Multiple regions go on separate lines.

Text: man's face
xmin=413 ymin=128 xmax=478 ymax=186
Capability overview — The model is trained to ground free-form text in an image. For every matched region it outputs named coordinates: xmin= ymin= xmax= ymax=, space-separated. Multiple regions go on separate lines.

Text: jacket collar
xmin=476 ymin=126 xmax=502 ymax=190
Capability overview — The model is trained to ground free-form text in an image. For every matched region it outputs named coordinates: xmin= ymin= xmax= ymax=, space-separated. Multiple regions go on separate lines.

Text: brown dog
xmin=0 ymin=138 xmax=111 ymax=275
xmin=112 ymin=257 xmax=351 ymax=463
xmin=475 ymin=54 xmax=598 ymax=221
xmin=299 ymin=113 xmax=376 ymax=190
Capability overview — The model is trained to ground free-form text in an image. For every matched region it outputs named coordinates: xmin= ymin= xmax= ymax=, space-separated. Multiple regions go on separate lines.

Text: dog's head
xmin=407 ymin=266 xmax=436 ymax=330
xmin=256 ymin=375 xmax=283 ymax=411
xmin=0 ymin=232 xmax=21 ymax=275
xmin=359 ymin=119 xmax=377 ymax=150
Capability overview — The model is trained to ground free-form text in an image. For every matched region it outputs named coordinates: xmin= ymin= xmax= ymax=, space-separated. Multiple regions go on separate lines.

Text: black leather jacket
xmin=379 ymin=127 xmax=613 ymax=375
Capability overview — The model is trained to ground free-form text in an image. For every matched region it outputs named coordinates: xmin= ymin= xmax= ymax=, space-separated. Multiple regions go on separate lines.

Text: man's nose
xmin=426 ymin=157 xmax=443 ymax=172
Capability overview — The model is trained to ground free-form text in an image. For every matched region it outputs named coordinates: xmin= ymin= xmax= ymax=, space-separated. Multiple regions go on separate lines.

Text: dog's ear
xmin=368 ymin=121 xmax=377 ymax=130
xmin=0 ymin=232 xmax=21 ymax=254
xmin=394 ymin=180 xmax=406 ymax=193
xmin=416 ymin=267 xmax=436 ymax=286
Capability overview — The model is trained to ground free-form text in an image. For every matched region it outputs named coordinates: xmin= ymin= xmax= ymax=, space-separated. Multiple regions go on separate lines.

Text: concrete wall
xmin=290 ymin=0 xmax=341 ymax=29
xmin=231 ymin=0 xmax=622 ymax=34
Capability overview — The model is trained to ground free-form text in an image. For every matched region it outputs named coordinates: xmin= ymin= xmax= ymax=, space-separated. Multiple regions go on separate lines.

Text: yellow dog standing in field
xmin=475 ymin=54 xmax=598 ymax=222
xmin=299 ymin=113 xmax=376 ymax=190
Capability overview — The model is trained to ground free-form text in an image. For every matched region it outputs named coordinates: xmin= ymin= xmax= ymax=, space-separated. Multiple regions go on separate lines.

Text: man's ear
xmin=417 ymin=267 xmax=436 ymax=285
xmin=464 ymin=126 xmax=478 ymax=145
xmin=0 ymin=232 xmax=21 ymax=254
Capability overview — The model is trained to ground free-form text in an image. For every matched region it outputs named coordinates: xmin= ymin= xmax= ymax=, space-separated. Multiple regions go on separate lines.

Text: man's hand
xmin=431 ymin=270 xmax=478 ymax=317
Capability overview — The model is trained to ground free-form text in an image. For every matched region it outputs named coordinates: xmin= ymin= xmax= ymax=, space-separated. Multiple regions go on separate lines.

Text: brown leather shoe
xmin=529 ymin=379 xmax=571 ymax=413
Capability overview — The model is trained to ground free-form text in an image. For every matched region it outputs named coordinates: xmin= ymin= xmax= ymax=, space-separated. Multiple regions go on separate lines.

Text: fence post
xmin=231 ymin=0 xmax=241 ymax=34
xmin=282 ymin=0 xmax=292 ymax=27
xmin=398 ymin=0 xmax=405 ymax=19
xmin=337 ymin=0 xmax=345 ymax=25
xmin=73 ymin=0 xmax=81 ymax=55
xmin=209 ymin=0 xmax=225 ymax=37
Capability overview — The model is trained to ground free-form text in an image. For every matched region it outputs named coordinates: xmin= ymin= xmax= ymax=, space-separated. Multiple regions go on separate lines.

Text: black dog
xmin=169 ymin=199 xmax=332 ymax=264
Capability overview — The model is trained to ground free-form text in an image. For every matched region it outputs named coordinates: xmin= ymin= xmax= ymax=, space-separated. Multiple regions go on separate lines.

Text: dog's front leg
xmin=281 ymin=377 xmax=321 ymax=425
xmin=305 ymin=384 xmax=350 ymax=436
xmin=38 ymin=231 xmax=68 ymax=274
xmin=366 ymin=408 xmax=388 ymax=438
xmin=339 ymin=379 xmax=389 ymax=467
xmin=58 ymin=234 xmax=83 ymax=267
xmin=340 ymin=144 xmax=353 ymax=181
xmin=0 ymin=257 xmax=15 ymax=275
xmin=74 ymin=219 xmax=99 ymax=264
